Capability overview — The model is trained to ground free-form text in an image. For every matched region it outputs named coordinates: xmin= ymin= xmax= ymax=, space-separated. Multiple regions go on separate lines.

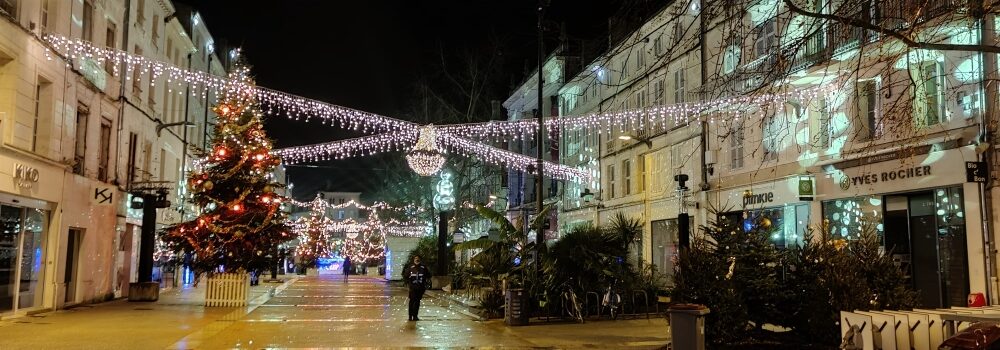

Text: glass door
xmin=0 ymin=205 xmax=23 ymax=314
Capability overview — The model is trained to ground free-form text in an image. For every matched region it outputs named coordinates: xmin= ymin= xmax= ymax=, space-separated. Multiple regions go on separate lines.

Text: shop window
xmin=822 ymin=196 xmax=885 ymax=239
xmin=652 ymin=217 xmax=691 ymax=285
xmin=721 ymin=204 xmax=808 ymax=249
xmin=0 ymin=206 xmax=50 ymax=313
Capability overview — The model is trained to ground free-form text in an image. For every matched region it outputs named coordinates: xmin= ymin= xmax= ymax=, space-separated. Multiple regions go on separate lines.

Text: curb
xmin=425 ymin=289 xmax=487 ymax=321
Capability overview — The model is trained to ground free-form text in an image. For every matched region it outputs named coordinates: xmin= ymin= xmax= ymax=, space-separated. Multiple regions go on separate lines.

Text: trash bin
xmin=668 ymin=304 xmax=710 ymax=350
xmin=505 ymin=288 xmax=529 ymax=326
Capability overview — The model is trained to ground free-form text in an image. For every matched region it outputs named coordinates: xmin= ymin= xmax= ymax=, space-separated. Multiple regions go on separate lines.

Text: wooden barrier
xmin=843 ymin=307 xmax=1000 ymax=349
xmin=205 ymin=273 xmax=250 ymax=307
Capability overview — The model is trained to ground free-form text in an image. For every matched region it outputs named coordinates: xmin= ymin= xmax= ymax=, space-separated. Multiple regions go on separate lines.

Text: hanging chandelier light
xmin=406 ymin=125 xmax=446 ymax=176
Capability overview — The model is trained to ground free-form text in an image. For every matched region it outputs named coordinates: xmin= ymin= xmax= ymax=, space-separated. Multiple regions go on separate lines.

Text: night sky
xmin=178 ymin=1 xmax=619 ymax=199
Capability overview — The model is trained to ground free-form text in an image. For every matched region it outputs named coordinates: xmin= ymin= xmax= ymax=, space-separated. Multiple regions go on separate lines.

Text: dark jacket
xmin=405 ymin=263 xmax=432 ymax=289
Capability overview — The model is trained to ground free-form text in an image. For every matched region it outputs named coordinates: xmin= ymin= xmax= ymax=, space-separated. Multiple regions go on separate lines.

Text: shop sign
xmin=967 ymin=161 xmax=987 ymax=183
xmin=838 ymin=165 xmax=932 ymax=190
xmin=93 ymin=186 xmax=114 ymax=205
xmin=13 ymin=163 xmax=39 ymax=189
xmin=798 ymin=176 xmax=814 ymax=201
xmin=743 ymin=191 xmax=774 ymax=207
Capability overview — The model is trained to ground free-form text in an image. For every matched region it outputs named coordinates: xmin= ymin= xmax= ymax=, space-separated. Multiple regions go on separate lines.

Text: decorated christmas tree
xmin=342 ymin=228 xmax=385 ymax=267
xmin=292 ymin=209 xmax=335 ymax=269
xmin=161 ymin=67 xmax=291 ymax=275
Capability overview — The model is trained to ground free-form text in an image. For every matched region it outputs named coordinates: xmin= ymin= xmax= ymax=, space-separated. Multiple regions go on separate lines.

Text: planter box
xmin=205 ymin=273 xmax=250 ymax=307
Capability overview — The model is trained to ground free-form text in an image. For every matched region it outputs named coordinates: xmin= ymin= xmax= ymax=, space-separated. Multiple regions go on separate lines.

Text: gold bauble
xmin=203 ymin=181 xmax=214 ymax=190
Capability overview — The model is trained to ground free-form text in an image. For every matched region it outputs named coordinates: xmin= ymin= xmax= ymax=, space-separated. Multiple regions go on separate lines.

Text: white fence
xmin=841 ymin=306 xmax=1000 ymax=349
xmin=205 ymin=273 xmax=250 ymax=307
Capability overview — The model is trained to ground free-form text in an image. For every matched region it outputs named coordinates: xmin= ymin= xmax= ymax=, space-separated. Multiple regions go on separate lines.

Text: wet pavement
xmin=0 ymin=272 xmax=670 ymax=349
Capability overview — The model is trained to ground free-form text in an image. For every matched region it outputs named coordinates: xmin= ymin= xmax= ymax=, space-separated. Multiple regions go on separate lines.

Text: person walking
xmin=342 ymin=256 xmax=351 ymax=282
xmin=405 ymin=254 xmax=431 ymax=321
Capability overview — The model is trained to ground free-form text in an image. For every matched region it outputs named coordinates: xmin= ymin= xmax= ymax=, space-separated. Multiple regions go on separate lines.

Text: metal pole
xmin=534 ymin=0 xmax=546 ymax=259
xmin=979 ymin=11 xmax=998 ymax=304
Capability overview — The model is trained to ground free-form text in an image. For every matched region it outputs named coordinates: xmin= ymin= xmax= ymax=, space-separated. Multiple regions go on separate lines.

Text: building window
xmin=673 ymin=69 xmax=685 ymax=104
xmin=653 ymin=36 xmax=663 ymax=56
xmin=763 ymin=115 xmax=780 ymax=162
xmin=158 ymin=148 xmax=166 ymax=181
xmin=147 ymin=72 xmax=156 ymax=108
xmin=32 ymin=78 xmax=52 ymax=154
xmin=0 ymin=0 xmax=17 ymax=19
xmin=98 ymin=119 xmax=111 ymax=181
xmin=623 ymin=159 xmax=632 ymax=196
xmin=636 ymin=49 xmax=646 ymax=72
xmin=620 ymin=59 xmax=629 ymax=80
xmin=127 ymin=132 xmax=138 ymax=185
xmin=151 ymin=15 xmax=160 ymax=47
xmin=730 ymin=119 xmax=745 ymax=169
xmin=754 ymin=18 xmax=777 ymax=60
xmin=82 ymin=0 xmax=93 ymax=42
xmin=136 ymin=0 xmax=145 ymax=25
xmin=637 ymin=155 xmax=646 ymax=193
xmin=723 ymin=43 xmax=740 ymax=75
xmin=673 ymin=22 xmax=684 ymax=44
xmin=132 ymin=46 xmax=143 ymax=98
xmin=856 ymin=79 xmax=878 ymax=140
xmin=104 ymin=22 xmax=116 ymax=73
xmin=73 ymin=105 xmax=89 ymax=175
xmin=607 ymin=164 xmax=616 ymax=198
xmin=338 ymin=210 xmax=345 ymax=220
xmin=916 ymin=62 xmax=944 ymax=127
xmin=39 ymin=0 xmax=50 ymax=33
xmin=815 ymin=97 xmax=832 ymax=149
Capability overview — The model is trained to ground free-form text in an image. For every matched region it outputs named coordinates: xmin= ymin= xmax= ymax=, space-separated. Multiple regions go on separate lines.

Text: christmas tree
xmin=292 ymin=208 xmax=335 ymax=269
xmin=342 ymin=228 xmax=385 ymax=267
xmin=161 ymin=67 xmax=291 ymax=275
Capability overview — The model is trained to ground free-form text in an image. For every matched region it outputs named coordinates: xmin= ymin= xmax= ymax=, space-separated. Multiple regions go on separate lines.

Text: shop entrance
xmin=64 ymin=228 xmax=83 ymax=303
xmin=883 ymin=188 xmax=969 ymax=308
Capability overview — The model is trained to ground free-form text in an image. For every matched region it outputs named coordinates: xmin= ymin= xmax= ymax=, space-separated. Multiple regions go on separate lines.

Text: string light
xmin=438 ymin=133 xmax=591 ymax=182
xmin=406 ymin=125 xmax=446 ymax=176
xmin=273 ymin=132 xmax=416 ymax=164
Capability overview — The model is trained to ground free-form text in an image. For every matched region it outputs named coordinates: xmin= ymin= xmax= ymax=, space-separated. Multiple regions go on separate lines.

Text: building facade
xmin=0 ymin=0 xmax=229 ymax=318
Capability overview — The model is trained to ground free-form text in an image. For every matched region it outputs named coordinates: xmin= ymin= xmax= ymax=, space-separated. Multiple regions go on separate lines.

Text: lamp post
xmin=534 ymin=0 xmax=548 ymax=266
xmin=675 ymin=174 xmax=690 ymax=251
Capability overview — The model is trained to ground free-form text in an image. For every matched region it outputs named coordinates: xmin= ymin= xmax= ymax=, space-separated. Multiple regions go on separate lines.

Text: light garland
xmin=273 ymin=132 xmax=416 ymax=165
xmin=46 ymin=34 xmax=834 ymax=185
xmin=439 ymin=133 xmax=591 ymax=182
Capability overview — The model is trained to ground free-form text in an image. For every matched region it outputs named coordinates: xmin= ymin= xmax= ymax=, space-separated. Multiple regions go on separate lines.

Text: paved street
xmin=0 ymin=273 xmax=670 ymax=349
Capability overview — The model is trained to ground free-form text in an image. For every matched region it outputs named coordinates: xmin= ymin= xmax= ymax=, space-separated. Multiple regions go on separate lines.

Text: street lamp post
xmin=675 ymin=174 xmax=690 ymax=251
xmin=534 ymin=0 xmax=547 ymax=265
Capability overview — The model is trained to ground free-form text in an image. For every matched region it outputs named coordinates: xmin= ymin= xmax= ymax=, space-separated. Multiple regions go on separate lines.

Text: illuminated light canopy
xmin=406 ymin=125 xmax=446 ymax=176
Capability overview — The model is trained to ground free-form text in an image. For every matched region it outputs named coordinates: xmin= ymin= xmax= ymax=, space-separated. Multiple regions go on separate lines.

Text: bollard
xmin=668 ymin=304 xmax=710 ymax=350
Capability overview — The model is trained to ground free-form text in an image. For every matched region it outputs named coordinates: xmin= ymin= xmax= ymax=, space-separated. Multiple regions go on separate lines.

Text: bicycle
xmin=559 ymin=279 xmax=584 ymax=323
xmin=602 ymin=278 xmax=622 ymax=320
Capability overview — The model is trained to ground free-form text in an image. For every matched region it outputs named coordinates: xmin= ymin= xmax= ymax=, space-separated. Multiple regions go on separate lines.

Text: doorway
xmin=882 ymin=188 xmax=969 ymax=308
xmin=65 ymin=228 xmax=82 ymax=303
